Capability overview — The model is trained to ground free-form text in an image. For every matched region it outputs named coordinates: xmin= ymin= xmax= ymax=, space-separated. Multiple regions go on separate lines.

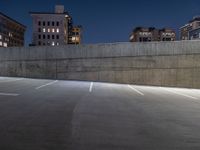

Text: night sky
xmin=1 ymin=0 xmax=200 ymax=46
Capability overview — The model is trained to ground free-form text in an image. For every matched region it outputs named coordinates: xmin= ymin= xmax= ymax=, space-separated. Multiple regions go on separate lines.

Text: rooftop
xmin=29 ymin=12 xmax=69 ymax=15
xmin=0 ymin=12 xmax=26 ymax=28
xmin=30 ymin=5 xmax=69 ymax=16
xmin=189 ymin=16 xmax=200 ymax=23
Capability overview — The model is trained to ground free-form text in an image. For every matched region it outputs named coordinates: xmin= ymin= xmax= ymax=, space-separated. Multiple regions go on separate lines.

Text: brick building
xmin=130 ymin=27 xmax=176 ymax=42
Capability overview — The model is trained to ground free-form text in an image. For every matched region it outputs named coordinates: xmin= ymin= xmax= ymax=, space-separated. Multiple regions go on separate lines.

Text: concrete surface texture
xmin=0 ymin=40 xmax=200 ymax=88
xmin=0 ymin=77 xmax=200 ymax=150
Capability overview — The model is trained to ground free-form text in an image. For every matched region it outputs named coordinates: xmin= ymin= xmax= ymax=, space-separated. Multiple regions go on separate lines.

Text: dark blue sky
xmin=1 ymin=0 xmax=200 ymax=45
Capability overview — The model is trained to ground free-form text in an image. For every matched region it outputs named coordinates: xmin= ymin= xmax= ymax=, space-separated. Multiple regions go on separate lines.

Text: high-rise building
xmin=0 ymin=12 xmax=26 ymax=47
xmin=30 ymin=5 xmax=82 ymax=46
xmin=180 ymin=16 xmax=200 ymax=40
xmin=129 ymin=27 xmax=176 ymax=42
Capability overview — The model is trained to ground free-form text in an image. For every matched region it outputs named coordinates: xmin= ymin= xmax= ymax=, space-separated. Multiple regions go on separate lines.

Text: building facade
xmin=30 ymin=5 xmax=81 ymax=46
xmin=129 ymin=27 xmax=176 ymax=42
xmin=180 ymin=16 xmax=200 ymax=40
xmin=159 ymin=28 xmax=176 ymax=41
xmin=0 ymin=12 xmax=26 ymax=47
xmin=189 ymin=27 xmax=200 ymax=40
xmin=68 ymin=26 xmax=82 ymax=44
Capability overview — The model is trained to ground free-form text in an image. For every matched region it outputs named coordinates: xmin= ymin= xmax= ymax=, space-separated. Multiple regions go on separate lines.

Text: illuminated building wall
xmin=68 ymin=26 xmax=82 ymax=44
xmin=129 ymin=27 xmax=176 ymax=42
xmin=30 ymin=5 xmax=82 ymax=46
xmin=180 ymin=16 xmax=200 ymax=40
xmin=0 ymin=12 xmax=26 ymax=47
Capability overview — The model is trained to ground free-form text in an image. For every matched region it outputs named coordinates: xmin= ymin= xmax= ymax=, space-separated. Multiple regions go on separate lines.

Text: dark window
xmin=38 ymin=21 xmax=41 ymax=26
xmin=43 ymin=35 xmax=46 ymax=39
xmin=38 ymin=28 xmax=41 ymax=32
xmin=38 ymin=41 xmax=41 ymax=45
xmin=43 ymin=21 xmax=45 ymax=26
xmin=56 ymin=21 xmax=59 ymax=26
xmin=56 ymin=35 xmax=59 ymax=39
xmin=47 ymin=35 xmax=50 ymax=39
xmin=52 ymin=22 xmax=55 ymax=26
xmin=47 ymin=21 xmax=50 ymax=26
xmin=52 ymin=35 xmax=55 ymax=39
xmin=38 ymin=34 xmax=41 ymax=39
xmin=43 ymin=43 xmax=45 ymax=46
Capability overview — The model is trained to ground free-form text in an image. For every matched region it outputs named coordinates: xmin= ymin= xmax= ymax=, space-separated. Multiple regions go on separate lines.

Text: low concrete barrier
xmin=0 ymin=40 xmax=200 ymax=88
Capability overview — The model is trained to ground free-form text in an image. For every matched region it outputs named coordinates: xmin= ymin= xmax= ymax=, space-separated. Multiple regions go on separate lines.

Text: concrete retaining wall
xmin=0 ymin=40 xmax=200 ymax=88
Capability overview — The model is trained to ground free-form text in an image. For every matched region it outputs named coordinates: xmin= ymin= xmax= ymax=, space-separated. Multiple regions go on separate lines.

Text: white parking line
xmin=128 ymin=85 xmax=144 ymax=96
xmin=161 ymin=87 xmax=198 ymax=100
xmin=89 ymin=82 xmax=94 ymax=92
xmin=35 ymin=80 xmax=58 ymax=90
xmin=0 ymin=78 xmax=23 ymax=83
xmin=0 ymin=93 xmax=19 ymax=96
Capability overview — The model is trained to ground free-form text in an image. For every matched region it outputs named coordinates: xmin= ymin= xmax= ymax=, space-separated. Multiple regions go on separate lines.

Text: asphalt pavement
xmin=0 ymin=77 xmax=200 ymax=150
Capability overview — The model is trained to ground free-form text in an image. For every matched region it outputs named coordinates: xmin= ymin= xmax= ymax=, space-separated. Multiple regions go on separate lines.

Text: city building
xmin=30 ymin=5 xmax=82 ymax=46
xmin=129 ymin=27 xmax=176 ymax=42
xmin=159 ymin=28 xmax=176 ymax=41
xmin=180 ymin=16 xmax=200 ymax=40
xmin=68 ymin=26 xmax=82 ymax=44
xmin=0 ymin=12 xmax=26 ymax=47
xmin=189 ymin=27 xmax=200 ymax=40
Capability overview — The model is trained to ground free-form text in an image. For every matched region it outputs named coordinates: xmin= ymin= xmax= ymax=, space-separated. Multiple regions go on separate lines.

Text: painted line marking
xmin=0 ymin=78 xmax=23 ymax=83
xmin=161 ymin=87 xmax=198 ymax=100
xmin=35 ymin=80 xmax=58 ymax=90
xmin=128 ymin=85 xmax=144 ymax=96
xmin=89 ymin=82 xmax=94 ymax=92
xmin=0 ymin=93 xmax=19 ymax=96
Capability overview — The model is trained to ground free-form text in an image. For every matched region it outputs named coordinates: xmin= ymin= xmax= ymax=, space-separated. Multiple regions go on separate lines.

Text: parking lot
xmin=0 ymin=77 xmax=200 ymax=150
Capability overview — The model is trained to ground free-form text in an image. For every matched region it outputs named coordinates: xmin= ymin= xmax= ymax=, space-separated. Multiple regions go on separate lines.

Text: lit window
xmin=43 ymin=28 xmax=46 ymax=32
xmin=9 ymin=32 xmax=12 ymax=37
xmin=56 ymin=42 xmax=59 ymax=46
xmin=56 ymin=28 xmax=59 ymax=33
xmin=52 ymin=42 xmax=55 ymax=46
xmin=48 ymin=28 xmax=50 ymax=32
xmin=0 ymin=41 xmax=2 ymax=46
xmin=52 ymin=28 xmax=55 ymax=32
xmin=72 ymin=37 xmax=76 ymax=41
xmin=0 ymin=35 xmax=2 ymax=39
xmin=5 ymin=38 xmax=9 ymax=42
xmin=3 ymin=42 xmax=7 ymax=47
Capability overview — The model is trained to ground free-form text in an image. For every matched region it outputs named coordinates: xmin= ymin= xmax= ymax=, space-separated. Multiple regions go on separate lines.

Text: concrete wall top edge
xmin=0 ymin=40 xmax=200 ymax=61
